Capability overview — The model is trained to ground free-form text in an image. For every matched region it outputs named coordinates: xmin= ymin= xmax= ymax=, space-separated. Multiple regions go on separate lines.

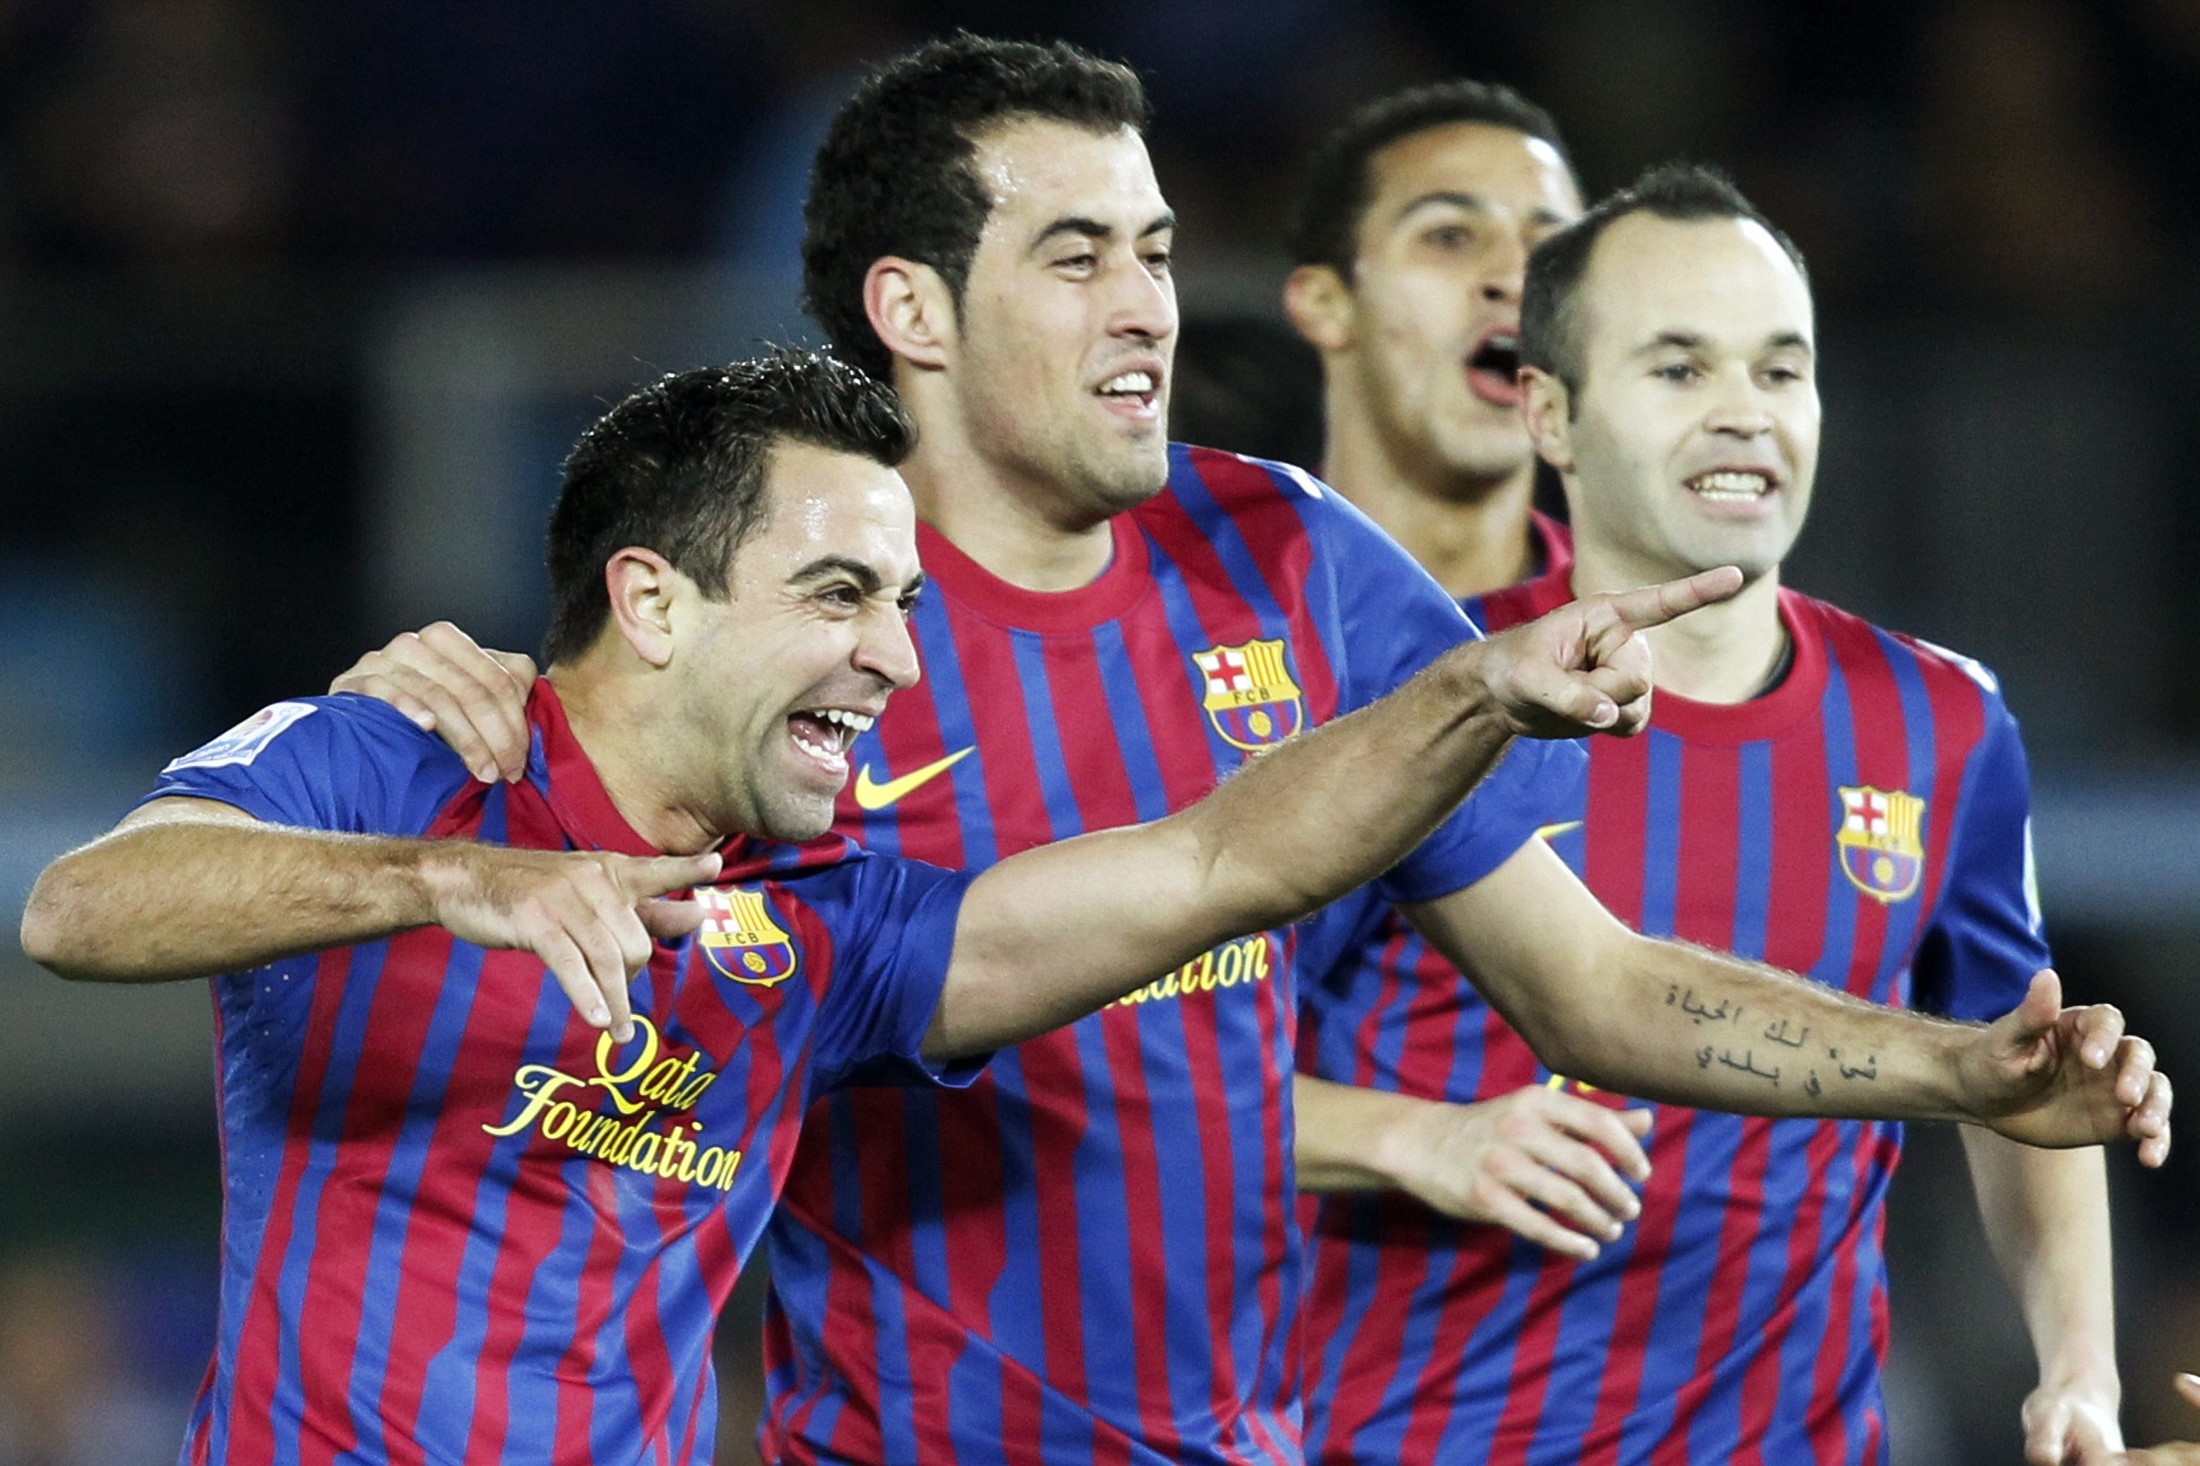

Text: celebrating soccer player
xmin=1293 ymin=159 xmax=2139 ymax=1465
xmin=334 ymin=38 xmax=2170 ymax=1466
xmin=20 ymin=348 xmax=1749 ymax=1464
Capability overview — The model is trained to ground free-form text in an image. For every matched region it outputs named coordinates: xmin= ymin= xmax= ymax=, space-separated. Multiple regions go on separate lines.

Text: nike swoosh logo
xmin=852 ymin=746 xmax=975 ymax=811
xmin=1535 ymin=820 xmax=1583 ymax=842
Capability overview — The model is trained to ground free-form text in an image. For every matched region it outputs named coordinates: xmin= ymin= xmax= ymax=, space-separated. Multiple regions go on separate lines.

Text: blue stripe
xmin=267 ymin=934 xmax=397 ymax=1464
xmin=347 ymin=937 xmax=489 ymax=1459
xmin=1816 ymin=659 xmax=1863 ymax=997
xmin=916 ymin=590 xmax=1001 ymax=869
xmin=1092 ymin=621 xmax=1175 ymax=824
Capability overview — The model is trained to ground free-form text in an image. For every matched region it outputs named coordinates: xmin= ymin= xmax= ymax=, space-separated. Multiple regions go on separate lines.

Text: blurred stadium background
xmin=2 ymin=1 xmax=2197 ymax=1461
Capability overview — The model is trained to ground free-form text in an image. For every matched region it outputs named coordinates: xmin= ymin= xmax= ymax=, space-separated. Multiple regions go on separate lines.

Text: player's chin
xmin=756 ymin=791 xmax=839 ymax=845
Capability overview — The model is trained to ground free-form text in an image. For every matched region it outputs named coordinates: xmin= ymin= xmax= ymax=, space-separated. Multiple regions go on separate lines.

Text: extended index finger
xmin=1601 ymin=566 xmax=1747 ymax=633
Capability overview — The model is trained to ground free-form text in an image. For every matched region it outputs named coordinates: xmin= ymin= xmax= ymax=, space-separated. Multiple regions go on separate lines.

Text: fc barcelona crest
xmin=697 ymin=887 xmax=798 ymax=986
xmin=1836 ymin=785 xmax=1926 ymax=904
xmin=1192 ymin=639 xmax=1306 ymax=753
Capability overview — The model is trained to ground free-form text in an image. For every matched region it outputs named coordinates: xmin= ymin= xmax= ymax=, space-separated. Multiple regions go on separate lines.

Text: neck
xmin=895 ymin=369 xmax=1120 ymax=592
xmin=1568 ymin=540 xmax=1788 ymax=704
xmin=547 ymin=658 xmax=722 ymax=854
xmin=1321 ymin=381 xmax=1540 ymax=600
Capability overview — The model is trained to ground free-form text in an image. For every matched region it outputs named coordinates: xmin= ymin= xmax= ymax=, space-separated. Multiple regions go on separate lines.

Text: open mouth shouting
xmin=786 ymin=705 xmax=876 ymax=782
xmin=1464 ymin=328 xmax=1523 ymax=407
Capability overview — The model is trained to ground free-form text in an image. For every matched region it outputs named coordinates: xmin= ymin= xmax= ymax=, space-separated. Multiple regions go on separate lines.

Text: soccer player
xmin=1293 ymin=164 xmax=2134 ymax=1465
xmin=340 ymin=39 xmax=2170 ymax=1466
xmin=1281 ymin=79 xmax=1673 ymax=1254
xmin=1283 ymin=81 xmax=1581 ymax=602
xmin=20 ymin=349 xmax=1741 ymax=1465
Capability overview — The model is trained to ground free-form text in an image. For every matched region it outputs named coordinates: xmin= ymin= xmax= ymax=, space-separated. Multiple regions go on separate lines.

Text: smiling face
xmin=939 ymin=116 xmax=1178 ymax=527
xmin=1531 ymin=211 xmax=1821 ymax=584
xmin=677 ymin=440 xmax=924 ymax=841
xmin=1339 ymin=121 xmax=1582 ymax=491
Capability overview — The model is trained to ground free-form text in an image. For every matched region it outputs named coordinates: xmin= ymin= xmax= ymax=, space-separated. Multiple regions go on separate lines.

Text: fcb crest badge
xmin=697 ymin=887 xmax=797 ymax=986
xmin=1192 ymin=639 xmax=1306 ymax=752
xmin=1836 ymin=785 xmax=1926 ymax=904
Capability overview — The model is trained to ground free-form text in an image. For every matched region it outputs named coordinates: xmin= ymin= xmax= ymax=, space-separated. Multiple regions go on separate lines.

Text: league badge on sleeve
xmin=1836 ymin=785 xmax=1926 ymax=903
xmin=162 ymin=701 xmax=319 ymax=773
xmin=1192 ymin=639 xmax=1306 ymax=753
xmin=697 ymin=886 xmax=798 ymax=986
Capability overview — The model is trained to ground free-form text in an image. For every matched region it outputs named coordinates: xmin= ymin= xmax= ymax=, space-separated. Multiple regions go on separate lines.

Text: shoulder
xmin=150 ymin=693 xmax=475 ymax=834
xmin=1791 ymin=591 xmax=2008 ymax=707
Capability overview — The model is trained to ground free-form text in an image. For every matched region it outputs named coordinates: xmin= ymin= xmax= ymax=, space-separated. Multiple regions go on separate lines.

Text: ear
xmin=864 ymin=256 xmax=955 ymax=372
xmin=1520 ymin=366 xmax=1577 ymax=473
xmin=603 ymin=547 xmax=683 ymax=668
xmin=1283 ymin=264 xmax=1356 ymax=353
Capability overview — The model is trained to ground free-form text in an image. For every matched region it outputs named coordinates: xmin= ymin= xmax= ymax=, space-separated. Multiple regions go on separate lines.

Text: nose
xmin=1480 ymin=227 xmax=1530 ymax=305
xmin=856 ymin=602 xmax=922 ymax=692
xmin=1705 ymin=366 xmax=1775 ymax=437
xmin=1109 ymin=250 xmax=1178 ymax=342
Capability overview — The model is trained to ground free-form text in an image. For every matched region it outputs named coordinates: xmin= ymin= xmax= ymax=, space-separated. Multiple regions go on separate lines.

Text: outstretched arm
xmin=1962 ymin=1131 xmax=2123 ymax=1465
xmin=20 ymin=797 xmax=718 ymax=1039
xmin=1405 ymin=840 xmax=2171 ymax=1157
xmin=923 ymin=570 xmax=1743 ymax=1058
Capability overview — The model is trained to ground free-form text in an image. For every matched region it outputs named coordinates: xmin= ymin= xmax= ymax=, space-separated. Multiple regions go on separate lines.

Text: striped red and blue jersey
xmin=145 ymin=684 xmax=979 ymax=1466
xmin=759 ymin=445 xmax=1579 ymax=1466
xmin=1295 ymin=566 xmax=2048 ymax=1466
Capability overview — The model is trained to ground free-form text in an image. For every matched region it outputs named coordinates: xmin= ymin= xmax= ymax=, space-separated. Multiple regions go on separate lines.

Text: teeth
xmin=1689 ymin=470 xmax=1771 ymax=500
xmin=1486 ymin=332 xmax=1519 ymax=352
xmin=1100 ymin=371 xmax=1155 ymax=395
xmin=814 ymin=708 xmax=875 ymax=734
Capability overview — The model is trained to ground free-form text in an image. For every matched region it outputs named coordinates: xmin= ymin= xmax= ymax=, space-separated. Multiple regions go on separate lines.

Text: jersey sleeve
xmin=795 ymin=853 xmax=985 ymax=1094
xmin=1910 ymin=699 xmax=2052 ymax=1021
xmin=1302 ymin=480 xmax=1586 ymax=903
xmin=142 ymin=693 xmax=474 ymax=836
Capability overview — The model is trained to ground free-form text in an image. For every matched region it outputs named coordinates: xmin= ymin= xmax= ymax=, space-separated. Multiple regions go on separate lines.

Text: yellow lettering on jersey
xmin=484 ymin=1016 xmax=735 ymax=1190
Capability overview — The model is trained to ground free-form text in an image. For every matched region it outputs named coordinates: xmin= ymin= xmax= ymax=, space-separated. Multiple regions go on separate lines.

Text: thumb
xmin=627 ymin=850 xmax=724 ymax=900
xmin=1512 ymin=655 xmax=1619 ymax=731
xmin=1998 ymin=969 xmax=2064 ymax=1068
xmin=2176 ymin=1372 xmax=2200 ymax=1410
xmin=641 ymin=896 xmax=710 ymax=941
xmin=2024 ymin=1399 xmax=2071 ymax=1466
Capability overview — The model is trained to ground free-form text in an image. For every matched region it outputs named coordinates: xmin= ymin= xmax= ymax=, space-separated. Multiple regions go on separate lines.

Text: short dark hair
xmin=802 ymin=33 xmax=1151 ymax=381
xmin=1289 ymin=80 xmax=1574 ymax=278
xmin=542 ymin=349 xmax=914 ymax=665
xmin=1521 ymin=161 xmax=1810 ymax=399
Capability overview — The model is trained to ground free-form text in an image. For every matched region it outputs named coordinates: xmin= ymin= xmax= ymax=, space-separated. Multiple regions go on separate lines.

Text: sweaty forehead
xmin=968 ymin=118 xmax=1166 ymax=237
xmin=755 ymin=445 xmax=919 ymax=576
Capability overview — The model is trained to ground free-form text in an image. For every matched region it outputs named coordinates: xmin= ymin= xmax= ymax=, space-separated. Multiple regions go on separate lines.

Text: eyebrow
xmin=1631 ymin=329 xmax=1815 ymax=357
xmin=790 ymin=556 xmax=925 ymax=599
xmin=1395 ymin=191 xmax=1571 ymax=230
xmin=1029 ymin=210 xmax=1177 ymax=254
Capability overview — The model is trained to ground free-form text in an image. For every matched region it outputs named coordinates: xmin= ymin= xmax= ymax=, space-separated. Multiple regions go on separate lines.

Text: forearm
xmin=1964 ymin=1131 xmax=2119 ymax=1396
xmin=21 ymin=800 xmax=442 ymax=982
xmin=1411 ymin=845 xmax=1985 ymax=1122
xmin=1294 ymin=1074 xmax=1438 ymax=1192
xmin=930 ymin=645 xmax=1513 ymax=1055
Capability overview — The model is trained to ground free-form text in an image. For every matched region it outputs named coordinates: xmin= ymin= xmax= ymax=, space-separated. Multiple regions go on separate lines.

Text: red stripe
xmin=1894 ymin=634 xmax=1988 ymax=921
xmin=1823 ymin=613 xmax=1907 ymax=1000
xmin=1576 ymin=1109 xmax=1697 ymax=1466
xmin=222 ymin=942 xmax=358 ymax=1465
xmin=1171 ymin=450 xmax=1341 ymax=719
